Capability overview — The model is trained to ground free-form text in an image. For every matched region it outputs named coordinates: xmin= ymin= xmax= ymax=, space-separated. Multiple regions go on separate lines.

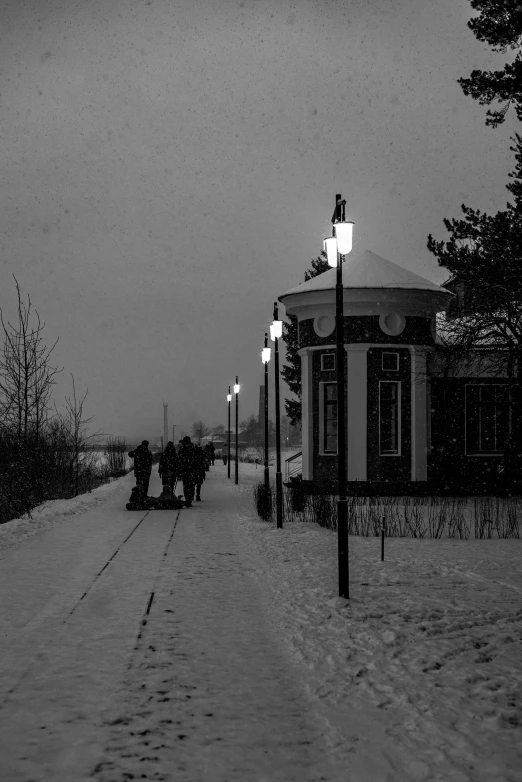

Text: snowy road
xmin=0 ymin=471 xmax=345 ymax=781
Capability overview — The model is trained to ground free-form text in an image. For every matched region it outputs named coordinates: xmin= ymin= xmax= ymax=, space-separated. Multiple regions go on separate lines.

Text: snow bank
xmin=0 ymin=474 xmax=133 ymax=561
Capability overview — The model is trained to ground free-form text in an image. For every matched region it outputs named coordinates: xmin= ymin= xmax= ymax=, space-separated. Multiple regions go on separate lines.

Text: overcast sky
xmin=0 ymin=0 xmax=518 ymax=443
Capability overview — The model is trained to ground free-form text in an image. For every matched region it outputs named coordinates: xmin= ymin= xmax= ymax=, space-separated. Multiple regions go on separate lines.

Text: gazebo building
xmin=278 ymin=249 xmax=454 ymax=494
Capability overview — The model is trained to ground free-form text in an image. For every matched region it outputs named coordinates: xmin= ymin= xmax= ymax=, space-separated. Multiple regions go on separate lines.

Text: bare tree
xmin=54 ymin=374 xmax=105 ymax=496
xmin=104 ymin=437 xmax=129 ymax=478
xmin=240 ymin=414 xmax=276 ymax=464
xmin=191 ymin=420 xmax=211 ymax=444
xmin=0 ymin=277 xmax=62 ymax=440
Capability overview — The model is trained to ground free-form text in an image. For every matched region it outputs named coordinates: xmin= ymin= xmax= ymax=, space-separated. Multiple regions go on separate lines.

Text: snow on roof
xmin=280 ymin=249 xmax=451 ymax=298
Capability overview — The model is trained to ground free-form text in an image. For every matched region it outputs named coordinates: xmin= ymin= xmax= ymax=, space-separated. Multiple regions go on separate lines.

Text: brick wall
xmin=311 ymin=349 xmax=343 ymax=486
xmin=302 ymin=314 xmax=434 ymax=489
xmin=429 ymin=377 xmax=506 ymax=490
xmin=308 ymin=345 xmax=412 ymax=487
xmin=366 ymin=347 xmax=411 ymax=482
xmin=299 ymin=315 xmax=433 ymax=349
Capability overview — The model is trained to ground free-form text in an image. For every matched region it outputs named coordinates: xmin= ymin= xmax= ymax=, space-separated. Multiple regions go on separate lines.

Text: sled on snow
xmin=126 ymin=485 xmax=186 ymax=510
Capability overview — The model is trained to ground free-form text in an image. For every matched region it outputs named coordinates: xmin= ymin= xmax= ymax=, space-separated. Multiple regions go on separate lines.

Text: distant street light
xmin=261 ymin=333 xmax=271 ymax=502
xmin=323 ymin=193 xmax=354 ymax=600
xmin=270 ymin=304 xmax=283 ymax=529
xmin=234 ymin=376 xmax=240 ymax=484
xmin=227 ymin=387 xmax=232 ymax=480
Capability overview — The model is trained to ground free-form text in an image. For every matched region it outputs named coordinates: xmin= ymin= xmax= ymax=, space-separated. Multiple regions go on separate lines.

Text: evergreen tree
xmin=427 ymin=133 xmax=522 ymax=484
xmin=281 ymin=316 xmax=300 ymax=426
xmin=458 ymin=1 xmax=522 ymax=127
xmin=281 ymin=250 xmax=330 ymax=426
xmin=427 ymin=2 xmax=522 ymax=486
xmin=303 ymin=252 xmax=331 ymax=282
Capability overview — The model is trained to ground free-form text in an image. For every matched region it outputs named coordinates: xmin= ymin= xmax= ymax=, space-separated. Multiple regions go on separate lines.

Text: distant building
xmin=278 ymin=248 xmax=512 ymax=494
xmin=201 ymin=431 xmax=248 ymax=454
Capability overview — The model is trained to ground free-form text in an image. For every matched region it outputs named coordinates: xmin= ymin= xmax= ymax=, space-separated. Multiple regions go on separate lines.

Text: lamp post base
xmin=264 ymin=466 xmax=270 ymax=490
xmin=275 ymin=470 xmax=283 ymax=528
xmin=260 ymin=466 xmax=270 ymax=520
xmin=337 ymin=498 xmax=349 ymax=598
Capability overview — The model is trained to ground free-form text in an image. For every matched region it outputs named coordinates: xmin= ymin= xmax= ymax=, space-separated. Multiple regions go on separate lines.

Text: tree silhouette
xmin=0 ymin=277 xmax=61 ymax=440
xmin=191 ymin=420 xmax=211 ymax=443
xmin=281 ymin=250 xmax=330 ymax=426
xmin=458 ymin=1 xmax=522 ymax=127
xmin=427 ymin=133 xmax=522 ymax=484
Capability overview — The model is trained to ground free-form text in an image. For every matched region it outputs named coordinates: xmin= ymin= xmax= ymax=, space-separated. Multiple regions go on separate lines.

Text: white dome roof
xmin=280 ymin=249 xmax=450 ymax=298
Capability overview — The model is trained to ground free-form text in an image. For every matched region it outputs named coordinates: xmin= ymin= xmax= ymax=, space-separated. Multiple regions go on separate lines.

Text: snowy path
xmin=0 ymin=464 xmax=521 ymax=781
xmin=0 ymin=471 xmax=345 ymax=781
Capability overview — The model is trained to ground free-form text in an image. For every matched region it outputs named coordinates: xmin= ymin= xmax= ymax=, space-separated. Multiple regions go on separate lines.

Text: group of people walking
xmin=128 ymin=438 xmax=216 ymax=508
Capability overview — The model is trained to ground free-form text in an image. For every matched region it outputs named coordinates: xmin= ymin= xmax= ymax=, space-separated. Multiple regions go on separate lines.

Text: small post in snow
xmin=381 ymin=516 xmax=385 ymax=562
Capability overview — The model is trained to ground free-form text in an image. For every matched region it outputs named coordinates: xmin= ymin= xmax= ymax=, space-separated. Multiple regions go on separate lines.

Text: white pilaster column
xmin=346 ymin=344 xmax=369 ymax=481
xmin=298 ymin=347 xmax=313 ymax=480
xmin=409 ymin=346 xmax=430 ymax=481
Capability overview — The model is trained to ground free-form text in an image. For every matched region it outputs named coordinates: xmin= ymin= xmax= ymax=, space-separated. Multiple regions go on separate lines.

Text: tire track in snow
xmin=463 ymin=570 xmax=522 ymax=595
xmin=0 ymin=508 xmax=159 ymax=710
xmin=92 ymin=487 xmax=346 ymax=782
xmin=125 ymin=508 xmax=181 ymax=669
xmin=64 ymin=511 xmax=152 ymax=620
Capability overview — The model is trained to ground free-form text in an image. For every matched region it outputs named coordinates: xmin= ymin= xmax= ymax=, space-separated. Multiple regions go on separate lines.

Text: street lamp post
xmin=270 ymin=304 xmax=283 ymax=529
xmin=234 ymin=376 xmax=240 ymax=484
xmin=261 ymin=334 xmax=271 ymax=502
xmin=324 ymin=194 xmax=354 ymax=600
xmin=227 ymin=387 xmax=232 ymax=479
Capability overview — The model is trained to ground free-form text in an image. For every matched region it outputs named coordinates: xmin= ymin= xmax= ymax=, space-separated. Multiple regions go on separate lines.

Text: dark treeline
xmin=0 ymin=279 xmax=130 ymax=525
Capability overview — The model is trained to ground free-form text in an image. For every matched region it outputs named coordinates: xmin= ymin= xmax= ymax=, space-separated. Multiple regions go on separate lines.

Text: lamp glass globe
xmin=270 ymin=320 xmax=283 ymax=341
xmin=323 ymin=236 xmax=338 ymax=268
xmin=334 ymin=221 xmax=354 ymax=255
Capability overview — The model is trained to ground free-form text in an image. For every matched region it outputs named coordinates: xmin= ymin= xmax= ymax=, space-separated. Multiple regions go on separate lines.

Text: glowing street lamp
xmin=270 ymin=303 xmax=283 ymax=529
xmin=261 ymin=333 xmax=271 ymax=502
xmin=323 ymin=236 xmax=338 ymax=268
xmin=325 ymin=194 xmax=354 ymax=599
xmin=333 ymin=220 xmax=354 ymax=254
xmin=269 ymin=317 xmax=283 ymax=342
xmin=227 ymin=387 xmax=232 ymax=480
xmin=234 ymin=377 xmax=240 ymax=484
xmin=261 ymin=344 xmax=271 ymax=365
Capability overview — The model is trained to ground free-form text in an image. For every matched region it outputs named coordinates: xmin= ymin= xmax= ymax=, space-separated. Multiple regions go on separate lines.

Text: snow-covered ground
xmin=0 ymin=476 xmax=126 ymax=561
xmin=86 ymin=450 xmax=133 ymax=470
xmin=231 ymin=461 xmax=522 ymax=780
xmin=0 ymin=463 xmax=520 ymax=781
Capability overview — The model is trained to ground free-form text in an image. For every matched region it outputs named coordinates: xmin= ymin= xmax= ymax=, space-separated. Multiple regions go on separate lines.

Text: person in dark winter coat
xmin=194 ymin=444 xmax=206 ymax=501
xmin=177 ymin=436 xmax=198 ymax=507
xmin=208 ymin=441 xmax=215 ymax=465
xmin=222 ymin=444 xmax=228 ymax=466
xmin=203 ymin=443 xmax=212 ymax=471
xmin=158 ymin=441 xmax=177 ymax=490
xmin=128 ymin=440 xmax=153 ymax=497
